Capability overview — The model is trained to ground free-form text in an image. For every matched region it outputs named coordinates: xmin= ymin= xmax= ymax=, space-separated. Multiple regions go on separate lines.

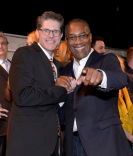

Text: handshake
xmin=55 ymin=67 xmax=103 ymax=94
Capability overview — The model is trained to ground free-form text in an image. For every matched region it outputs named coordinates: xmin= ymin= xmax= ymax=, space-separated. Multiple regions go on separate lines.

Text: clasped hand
xmin=0 ymin=104 xmax=8 ymax=118
xmin=55 ymin=67 xmax=103 ymax=93
xmin=55 ymin=76 xmax=77 ymax=94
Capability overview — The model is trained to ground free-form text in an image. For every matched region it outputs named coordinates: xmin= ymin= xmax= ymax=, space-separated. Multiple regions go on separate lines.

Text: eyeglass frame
xmin=66 ymin=33 xmax=90 ymax=43
xmin=39 ymin=28 xmax=61 ymax=37
xmin=0 ymin=41 xmax=8 ymax=46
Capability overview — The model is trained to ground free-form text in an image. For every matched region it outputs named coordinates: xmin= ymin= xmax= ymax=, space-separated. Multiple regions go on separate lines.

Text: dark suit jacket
xmin=125 ymin=65 xmax=133 ymax=103
xmin=61 ymin=51 xmax=132 ymax=156
xmin=0 ymin=65 xmax=12 ymax=136
xmin=6 ymin=42 xmax=67 ymax=156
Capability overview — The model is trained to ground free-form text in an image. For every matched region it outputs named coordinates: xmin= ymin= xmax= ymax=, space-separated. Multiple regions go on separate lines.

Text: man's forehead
xmin=68 ymin=22 xmax=88 ymax=34
xmin=96 ymin=40 xmax=105 ymax=46
xmin=0 ymin=37 xmax=6 ymax=41
xmin=42 ymin=19 xmax=60 ymax=29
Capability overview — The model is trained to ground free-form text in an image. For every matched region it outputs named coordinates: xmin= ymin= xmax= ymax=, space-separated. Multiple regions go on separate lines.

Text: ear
xmin=60 ymin=33 xmax=63 ymax=39
xmin=65 ymin=37 xmax=68 ymax=44
xmin=90 ymin=33 xmax=92 ymax=42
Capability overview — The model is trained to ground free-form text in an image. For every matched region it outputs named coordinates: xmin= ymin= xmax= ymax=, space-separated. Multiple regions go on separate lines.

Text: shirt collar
xmin=38 ymin=43 xmax=54 ymax=60
xmin=74 ymin=48 xmax=94 ymax=66
xmin=0 ymin=59 xmax=8 ymax=65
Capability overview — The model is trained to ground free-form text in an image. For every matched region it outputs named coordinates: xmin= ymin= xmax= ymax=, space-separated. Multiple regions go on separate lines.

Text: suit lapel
xmin=32 ymin=42 xmax=55 ymax=84
xmin=74 ymin=50 xmax=102 ymax=106
xmin=75 ymin=51 xmax=100 ymax=89
xmin=65 ymin=60 xmax=76 ymax=79
xmin=85 ymin=50 xmax=101 ymax=68
xmin=0 ymin=65 xmax=8 ymax=79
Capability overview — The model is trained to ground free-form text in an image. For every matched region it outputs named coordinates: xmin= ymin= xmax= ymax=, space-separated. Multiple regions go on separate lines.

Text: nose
xmin=74 ymin=36 xmax=82 ymax=44
xmin=49 ymin=31 xmax=54 ymax=37
xmin=103 ymin=48 xmax=106 ymax=53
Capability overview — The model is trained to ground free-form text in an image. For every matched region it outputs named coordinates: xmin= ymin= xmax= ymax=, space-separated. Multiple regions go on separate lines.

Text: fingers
xmin=76 ymin=68 xmax=87 ymax=85
xmin=0 ymin=104 xmax=8 ymax=118
xmin=67 ymin=78 xmax=77 ymax=94
xmin=77 ymin=67 xmax=103 ymax=86
xmin=70 ymin=77 xmax=77 ymax=90
xmin=55 ymin=76 xmax=72 ymax=92
xmin=0 ymin=112 xmax=8 ymax=118
xmin=56 ymin=76 xmax=77 ymax=92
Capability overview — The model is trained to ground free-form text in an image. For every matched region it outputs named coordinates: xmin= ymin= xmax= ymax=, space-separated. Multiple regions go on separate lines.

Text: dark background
xmin=1 ymin=1 xmax=132 ymax=50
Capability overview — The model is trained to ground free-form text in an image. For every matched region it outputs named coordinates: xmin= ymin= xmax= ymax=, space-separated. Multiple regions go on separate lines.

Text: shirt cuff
xmin=59 ymin=102 xmax=65 ymax=107
xmin=97 ymin=69 xmax=107 ymax=88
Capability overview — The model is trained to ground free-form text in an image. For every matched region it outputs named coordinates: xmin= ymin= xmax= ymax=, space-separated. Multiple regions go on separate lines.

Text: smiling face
xmin=0 ymin=37 xmax=8 ymax=60
xmin=94 ymin=40 xmax=105 ymax=53
xmin=36 ymin=19 xmax=63 ymax=56
xmin=66 ymin=21 xmax=92 ymax=63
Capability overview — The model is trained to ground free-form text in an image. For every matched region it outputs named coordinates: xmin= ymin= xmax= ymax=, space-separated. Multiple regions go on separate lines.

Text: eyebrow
xmin=69 ymin=32 xmax=86 ymax=36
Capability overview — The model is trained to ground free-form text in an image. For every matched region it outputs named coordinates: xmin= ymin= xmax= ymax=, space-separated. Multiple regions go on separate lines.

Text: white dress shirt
xmin=38 ymin=43 xmax=58 ymax=79
xmin=73 ymin=48 xmax=107 ymax=131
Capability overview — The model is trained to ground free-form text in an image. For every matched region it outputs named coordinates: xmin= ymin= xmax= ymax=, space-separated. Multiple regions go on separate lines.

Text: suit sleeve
xmin=98 ymin=53 xmax=127 ymax=92
xmin=9 ymin=47 xmax=67 ymax=107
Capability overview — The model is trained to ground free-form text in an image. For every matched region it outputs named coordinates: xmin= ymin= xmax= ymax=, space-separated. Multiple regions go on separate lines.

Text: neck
xmin=46 ymin=51 xmax=53 ymax=57
xmin=0 ymin=55 xmax=7 ymax=60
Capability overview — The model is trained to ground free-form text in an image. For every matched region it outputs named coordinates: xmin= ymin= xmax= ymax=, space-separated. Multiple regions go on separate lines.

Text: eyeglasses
xmin=67 ymin=33 xmax=90 ymax=43
xmin=0 ymin=42 xmax=8 ymax=46
xmin=39 ymin=28 xmax=61 ymax=37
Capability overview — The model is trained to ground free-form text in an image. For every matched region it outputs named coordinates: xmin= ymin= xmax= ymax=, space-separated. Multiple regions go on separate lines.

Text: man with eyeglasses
xmin=60 ymin=19 xmax=132 ymax=156
xmin=6 ymin=11 xmax=75 ymax=156
xmin=0 ymin=32 xmax=12 ymax=156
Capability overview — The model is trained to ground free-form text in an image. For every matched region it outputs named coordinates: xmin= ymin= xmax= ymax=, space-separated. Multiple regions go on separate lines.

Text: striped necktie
xmin=50 ymin=58 xmax=60 ymax=136
xmin=49 ymin=58 xmax=57 ymax=82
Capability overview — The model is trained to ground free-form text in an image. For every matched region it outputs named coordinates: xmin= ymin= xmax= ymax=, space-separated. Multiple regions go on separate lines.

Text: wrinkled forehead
xmin=66 ymin=21 xmax=89 ymax=36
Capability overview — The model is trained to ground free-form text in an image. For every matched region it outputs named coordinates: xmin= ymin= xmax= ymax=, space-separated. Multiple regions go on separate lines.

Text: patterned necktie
xmin=3 ymin=60 xmax=9 ymax=73
xmin=49 ymin=58 xmax=60 ymax=136
xmin=49 ymin=58 xmax=57 ymax=82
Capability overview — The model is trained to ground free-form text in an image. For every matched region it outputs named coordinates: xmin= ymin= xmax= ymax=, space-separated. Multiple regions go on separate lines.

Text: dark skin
xmin=55 ymin=76 xmax=73 ymax=92
xmin=5 ymin=77 xmax=13 ymax=102
xmin=0 ymin=104 xmax=8 ymax=118
xmin=66 ymin=21 xmax=103 ymax=86
xmin=77 ymin=67 xmax=103 ymax=86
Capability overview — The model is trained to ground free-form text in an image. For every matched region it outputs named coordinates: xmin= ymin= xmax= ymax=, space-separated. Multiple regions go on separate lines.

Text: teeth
xmin=75 ymin=46 xmax=85 ymax=50
xmin=47 ymin=41 xmax=54 ymax=43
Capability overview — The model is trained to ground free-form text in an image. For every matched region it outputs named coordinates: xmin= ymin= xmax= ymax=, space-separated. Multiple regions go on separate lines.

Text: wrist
xmin=7 ymin=86 xmax=11 ymax=91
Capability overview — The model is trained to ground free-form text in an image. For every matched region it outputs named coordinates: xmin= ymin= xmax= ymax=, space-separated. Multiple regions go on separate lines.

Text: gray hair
xmin=0 ymin=32 xmax=9 ymax=44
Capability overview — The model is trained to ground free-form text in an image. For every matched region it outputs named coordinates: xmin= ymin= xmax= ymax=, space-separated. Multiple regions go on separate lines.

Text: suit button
xmin=109 ymin=87 xmax=113 ymax=91
xmin=74 ymin=108 xmax=77 ymax=112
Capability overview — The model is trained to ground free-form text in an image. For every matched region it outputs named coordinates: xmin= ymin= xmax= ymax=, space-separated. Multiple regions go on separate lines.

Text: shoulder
xmin=100 ymin=53 xmax=118 ymax=60
xmin=60 ymin=61 xmax=73 ymax=75
xmin=98 ymin=53 xmax=119 ymax=65
xmin=11 ymin=46 xmax=36 ymax=67
xmin=13 ymin=42 xmax=40 ymax=60
xmin=54 ymin=59 xmax=63 ymax=68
